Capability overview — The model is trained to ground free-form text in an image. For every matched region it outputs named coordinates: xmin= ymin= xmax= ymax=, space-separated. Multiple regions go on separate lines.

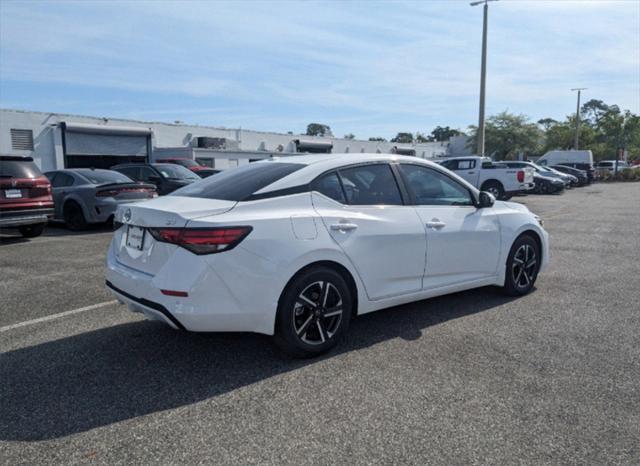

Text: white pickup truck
xmin=438 ymin=156 xmax=535 ymax=200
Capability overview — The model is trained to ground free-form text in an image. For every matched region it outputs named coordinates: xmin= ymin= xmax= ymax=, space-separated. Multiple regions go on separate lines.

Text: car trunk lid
xmin=113 ymin=196 xmax=236 ymax=275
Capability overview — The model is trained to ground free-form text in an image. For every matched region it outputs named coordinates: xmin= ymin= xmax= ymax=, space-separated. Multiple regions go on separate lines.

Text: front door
xmin=311 ymin=164 xmax=426 ymax=300
xmin=398 ymin=163 xmax=501 ymax=290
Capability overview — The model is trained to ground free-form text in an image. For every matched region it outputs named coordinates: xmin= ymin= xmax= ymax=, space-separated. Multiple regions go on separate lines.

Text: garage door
xmin=63 ymin=122 xmax=151 ymax=169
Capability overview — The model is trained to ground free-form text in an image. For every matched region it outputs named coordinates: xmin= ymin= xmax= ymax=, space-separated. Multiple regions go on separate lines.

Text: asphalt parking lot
xmin=1 ymin=183 xmax=639 ymax=465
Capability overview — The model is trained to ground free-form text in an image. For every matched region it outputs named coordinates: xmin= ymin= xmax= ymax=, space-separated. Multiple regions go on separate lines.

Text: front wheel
xmin=275 ymin=267 xmax=352 ymax=358
xmin=503 ymin=235 xmax=540 ymax=296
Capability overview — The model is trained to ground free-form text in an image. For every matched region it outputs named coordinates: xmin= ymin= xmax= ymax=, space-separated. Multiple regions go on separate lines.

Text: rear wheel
xmin=63 ymin=201 xmax=87 ymax=231
xmin=503 ymin=235 xmax=540 ymax=296
xmin=18 ymin=223 xmax=46 ymax=238
xmin=481 ymin=181 xmax=505 ymax=200
xmin=275 ymin=267 xmax=352 ymax=358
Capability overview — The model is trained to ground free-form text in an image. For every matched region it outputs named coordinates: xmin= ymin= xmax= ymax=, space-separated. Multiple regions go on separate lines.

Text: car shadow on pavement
xmin=0 ymin=286 xmax=523 ymax=441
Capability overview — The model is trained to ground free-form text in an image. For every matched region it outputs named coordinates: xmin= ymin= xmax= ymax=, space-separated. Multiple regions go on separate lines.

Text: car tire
xmin=63 ymin=201 xmax=87 ymax=231
xmin=18 ymin=223 xmax=46 ymax=238
xmin=503 ymin=234 xmax=541 ymax=296
xmin=481 ymin=181 xmax=505 ymax=200
xmin=275 ymin=267 xmax=352 ymax=358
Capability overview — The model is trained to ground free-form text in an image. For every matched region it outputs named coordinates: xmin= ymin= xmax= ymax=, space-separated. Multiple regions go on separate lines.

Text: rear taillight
xmin=147 ymin=227 xmax=252 ymax=255
xmin=517 ymin=170 xmax=525 ymax=183
xmin=96 ymin=189 xmax=120 ymax=197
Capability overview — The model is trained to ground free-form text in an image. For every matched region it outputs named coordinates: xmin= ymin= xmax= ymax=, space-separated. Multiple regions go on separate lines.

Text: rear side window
xmin=456 ymin=160 xmax=476 ymax=170
xmin=115 ymin=166 xmax=140 ymax=180
xmin=174 ymin=162 xmax=305 ymax=201
xmin=51 ymin=173 xmax=75 ymax=188
xmin=337 ymin=164 xmax=402 ymax=205
xmin=314 ymin=172 xmax=346 ymax=203
xmin=0 ymin=157 xmax=42 ymax=178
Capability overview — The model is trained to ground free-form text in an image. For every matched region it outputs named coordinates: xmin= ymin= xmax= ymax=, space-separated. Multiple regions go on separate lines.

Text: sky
xmin=0 ymin=0 xmax=638 ymax=140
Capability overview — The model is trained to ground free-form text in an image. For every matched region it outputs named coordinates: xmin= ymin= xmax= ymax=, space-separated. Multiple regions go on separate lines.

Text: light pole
xmin=571 ymin=88 xmax=587 ymax=150
xmin=471 ymin=0 xmax=498 ymax=158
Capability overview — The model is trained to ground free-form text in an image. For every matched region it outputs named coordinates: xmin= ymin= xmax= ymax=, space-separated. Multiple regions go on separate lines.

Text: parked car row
xmin=1 ymin=157 xmax=223 ymax=236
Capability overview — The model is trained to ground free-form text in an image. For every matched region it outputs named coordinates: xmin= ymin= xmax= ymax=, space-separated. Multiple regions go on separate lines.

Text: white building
xmin=0 ymin=108 xmax=468 ymax=171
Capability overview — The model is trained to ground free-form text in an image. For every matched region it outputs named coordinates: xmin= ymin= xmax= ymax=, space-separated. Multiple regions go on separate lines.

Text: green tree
xmin=368 ymin=137 xmax=387 ymax=142
xmin=467 ymin=111 xmax=542 ymax=159
xmin=306 ymin=123 xmax=332 ymax=137
xmin=430 ymin=126 xmax=461 ymax=142
xmin=415 ymin=132 xmax=431 ymax=143
xmin=343 ymin=133 xmax=355 ymax=140
xmin=390 ymin=132 xmax=414 ymax=143
xmin=537 ymin=118 xmax=558 ymax=131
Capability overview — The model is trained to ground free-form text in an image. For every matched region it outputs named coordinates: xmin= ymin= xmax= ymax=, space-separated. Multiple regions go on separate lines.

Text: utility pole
xmin=571 ymin=88 xmax=587 ymax=150
xmin=471 ymin=0 xmax=498 ymax=157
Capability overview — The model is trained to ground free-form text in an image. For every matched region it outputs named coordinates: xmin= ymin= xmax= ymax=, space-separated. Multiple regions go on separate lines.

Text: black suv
xmin=111 ymin=163 xmax=200 ymax=195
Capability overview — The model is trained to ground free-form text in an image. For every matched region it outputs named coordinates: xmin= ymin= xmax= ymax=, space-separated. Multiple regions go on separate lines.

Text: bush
xmin=598 ymin=168 xmax=640 ymax=182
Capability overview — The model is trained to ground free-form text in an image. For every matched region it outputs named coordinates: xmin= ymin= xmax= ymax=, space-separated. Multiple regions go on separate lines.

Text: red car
xmin=0 ymin=155 xmax=54 ymax=237
xmin=155 ymin=158 xmax=219 ymax=178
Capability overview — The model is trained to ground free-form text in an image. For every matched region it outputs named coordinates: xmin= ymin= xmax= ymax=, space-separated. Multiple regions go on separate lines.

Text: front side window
xmin=174 ymin=162 xmax=305 ymax=201
xmin=400 ymin=164 xmax=474 ymax=206
xmin=314 ymin=172 xmax=345 ymax=203
xmin=337 ymin=164 xmax=402 ymax=206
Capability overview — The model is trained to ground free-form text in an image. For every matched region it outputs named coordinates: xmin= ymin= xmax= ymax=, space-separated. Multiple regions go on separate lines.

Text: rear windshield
xmin=173 ymin=162 xmax=305 ymax=201
xmin=0 ymin=157 xmax=42 ymax=178
xmin=153 ymin=164 xmax=201 ymax=180
xmin=76 ymin=169 xmax=133 ymax=184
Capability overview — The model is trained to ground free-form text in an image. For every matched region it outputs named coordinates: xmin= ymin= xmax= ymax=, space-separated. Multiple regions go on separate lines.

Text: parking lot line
xmin=0 ymin=300 xmax=118 ymax=333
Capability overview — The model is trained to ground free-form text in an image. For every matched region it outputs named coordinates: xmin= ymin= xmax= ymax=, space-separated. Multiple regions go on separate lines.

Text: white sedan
xmin=106 ymin=154 xmax=549 ymax=357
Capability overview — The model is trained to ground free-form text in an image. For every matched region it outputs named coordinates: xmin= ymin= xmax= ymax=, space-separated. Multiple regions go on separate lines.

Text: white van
xmin=537 ymin=150 xmax=594 ymax=167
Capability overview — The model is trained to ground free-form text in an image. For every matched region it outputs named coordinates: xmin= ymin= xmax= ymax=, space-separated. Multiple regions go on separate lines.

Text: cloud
xmin=0 ymin=0 xmax=638 ymax=138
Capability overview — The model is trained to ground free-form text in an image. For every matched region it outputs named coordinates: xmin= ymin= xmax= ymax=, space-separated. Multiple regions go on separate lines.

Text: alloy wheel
xmin=293 ymin=281 xmax=343 ymax=345
xmin=511 ymin=244 xmax=537 ymax=289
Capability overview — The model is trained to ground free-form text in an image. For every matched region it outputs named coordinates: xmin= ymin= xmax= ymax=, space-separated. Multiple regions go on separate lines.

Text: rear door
xmin=311 ymin=163 xmax=426 ymax=300
xmin=398 ymin=163 xmax=501 ymax=289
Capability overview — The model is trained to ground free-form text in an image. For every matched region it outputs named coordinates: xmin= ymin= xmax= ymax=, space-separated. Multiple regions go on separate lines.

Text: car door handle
xmin=468 ymin=171 xmax=475 ymax=174
xmin=425 ymin=221 xmax=446 ymax=229
xmin=330 ymin=223 xmax=358 ymax=231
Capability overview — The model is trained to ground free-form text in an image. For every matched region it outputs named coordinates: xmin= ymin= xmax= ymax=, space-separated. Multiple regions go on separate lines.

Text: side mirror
xmin=478 ymin=191 xmax=495 ymax=208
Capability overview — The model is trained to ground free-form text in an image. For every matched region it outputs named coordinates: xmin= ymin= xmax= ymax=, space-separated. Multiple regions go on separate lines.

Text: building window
xmin=10 ymin=129 xmax=34 ymax=151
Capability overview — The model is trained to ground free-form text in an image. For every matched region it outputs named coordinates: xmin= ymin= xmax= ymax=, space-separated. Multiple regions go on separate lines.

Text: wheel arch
xmin=514 ymin=229 xmax=543 ymax=264
xmin=481 ymin=179 xmax=504 ymax=189
xmin=277 ymin=260 xmax=359 ymax=322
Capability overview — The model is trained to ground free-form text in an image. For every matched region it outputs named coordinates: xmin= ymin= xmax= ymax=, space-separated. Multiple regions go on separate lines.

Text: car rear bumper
xmin=105 ymin=239 xmax=278 ymax=334
xmin=0 ymin=207 xmax=53 ymax=227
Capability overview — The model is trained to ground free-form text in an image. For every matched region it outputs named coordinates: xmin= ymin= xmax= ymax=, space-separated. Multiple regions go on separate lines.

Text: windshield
xmin=154 ymin=164 xmax=200 ymax=180
xmin=173 ymin=162 xmax=305 ymax=201
xmin=76 ymin=169 xmax=133 ymax=184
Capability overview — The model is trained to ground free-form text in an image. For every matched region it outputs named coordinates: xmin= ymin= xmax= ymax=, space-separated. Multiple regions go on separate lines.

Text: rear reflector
xmin=161 ymin=289 xmax=189 ymax=297
xmin=148 ymin=226 xmax=252 ymax=255
xmin=517 ymin=170 xmax=525 ymax=183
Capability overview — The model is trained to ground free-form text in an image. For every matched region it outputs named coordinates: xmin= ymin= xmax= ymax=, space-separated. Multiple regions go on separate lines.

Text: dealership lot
xmin=1 ymin=183 xmax=639 ymax=464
